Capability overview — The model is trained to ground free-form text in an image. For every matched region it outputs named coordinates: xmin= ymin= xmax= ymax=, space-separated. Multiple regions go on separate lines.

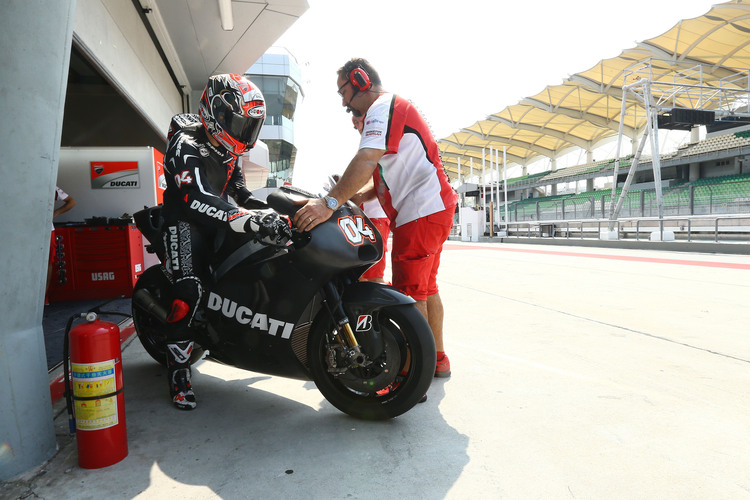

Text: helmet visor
xmin=225 ymin=111 xmax=264 ymax=148
xmin=212 ymin=92 xmax=265 ymax=148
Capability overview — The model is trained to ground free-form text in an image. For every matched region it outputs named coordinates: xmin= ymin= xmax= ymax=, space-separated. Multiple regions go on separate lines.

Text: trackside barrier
xmin=501 ymin=215 xmax=750 ymax=244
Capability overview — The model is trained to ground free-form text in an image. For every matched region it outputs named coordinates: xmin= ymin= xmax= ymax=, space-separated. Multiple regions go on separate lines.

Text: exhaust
xmin=132 ymin=288 xmax=168 ymax=324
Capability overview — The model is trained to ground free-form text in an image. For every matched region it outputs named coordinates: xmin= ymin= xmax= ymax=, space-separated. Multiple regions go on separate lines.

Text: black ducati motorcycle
xmin=131 ymin=186 xmax=436 ymax=420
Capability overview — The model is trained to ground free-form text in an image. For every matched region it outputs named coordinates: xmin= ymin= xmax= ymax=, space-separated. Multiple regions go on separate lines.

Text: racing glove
xmin=229 ymin=210 xmax=292 ymax=247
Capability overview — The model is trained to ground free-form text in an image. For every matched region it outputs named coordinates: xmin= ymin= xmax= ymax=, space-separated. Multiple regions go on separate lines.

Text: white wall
xmin=73 ymin=0 xmax=184 ymax=140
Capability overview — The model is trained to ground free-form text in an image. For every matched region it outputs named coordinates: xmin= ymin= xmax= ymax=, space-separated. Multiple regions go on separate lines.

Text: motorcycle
xmin=131 ymin=186 xmax=436 ymax=420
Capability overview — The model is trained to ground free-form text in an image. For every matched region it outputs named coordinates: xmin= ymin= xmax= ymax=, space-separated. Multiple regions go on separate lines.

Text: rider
xmin=161 ymin=73 xmax=292 ymax=410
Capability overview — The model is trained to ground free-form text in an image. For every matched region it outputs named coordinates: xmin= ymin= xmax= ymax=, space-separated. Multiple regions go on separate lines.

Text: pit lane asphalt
xmin=3 ymin=240 xmax=750 ymax=499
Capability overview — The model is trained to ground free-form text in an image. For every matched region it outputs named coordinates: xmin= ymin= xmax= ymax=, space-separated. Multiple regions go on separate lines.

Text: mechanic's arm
xmin=350 ymin=178 xmax=376 ymax=207
xmin=293 ymin=147 xmax=384 ymax=232
xmin=54 ymin=195 xmax=76 ymax=218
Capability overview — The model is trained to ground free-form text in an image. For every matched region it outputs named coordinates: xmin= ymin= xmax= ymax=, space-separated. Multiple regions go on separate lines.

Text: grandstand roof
xmin=439 ymin=0 xmax=750 ymax=180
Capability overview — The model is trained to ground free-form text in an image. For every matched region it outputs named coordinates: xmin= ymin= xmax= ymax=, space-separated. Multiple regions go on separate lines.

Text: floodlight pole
xmin=457 ymin=156 xmax=462 ymax=232
xmin=503 ymin=146 xmax=509 ymax=232
xmin=482 ymin=148 xmax=487 ymax=217
xmin=609 ymin=78 xmax=665 ymax=235
xmin=612 ymin=132 xmax=649 ymax=221
xmin=647 ymin=95 xmax=666 ymax=232
xmin=608 ymin=83 xmax=631 ymax=231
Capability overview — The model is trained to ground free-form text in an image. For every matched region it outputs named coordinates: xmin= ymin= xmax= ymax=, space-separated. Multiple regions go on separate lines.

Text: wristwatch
xmin=324 ymin=195 xmax=339 ymax=211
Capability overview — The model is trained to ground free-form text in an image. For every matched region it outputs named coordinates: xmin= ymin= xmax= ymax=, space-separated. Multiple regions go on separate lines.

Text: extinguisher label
xmin=72 ymin=360 xmax=119 ymax=430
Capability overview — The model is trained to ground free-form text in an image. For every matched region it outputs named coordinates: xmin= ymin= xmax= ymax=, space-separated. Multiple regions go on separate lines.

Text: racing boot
xmin=166 ymin=340 xmax=197 ymax=410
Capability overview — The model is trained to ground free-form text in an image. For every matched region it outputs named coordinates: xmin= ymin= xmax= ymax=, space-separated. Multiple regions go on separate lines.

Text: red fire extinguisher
xmin=64 ymin=312 xmax=128 ymax=469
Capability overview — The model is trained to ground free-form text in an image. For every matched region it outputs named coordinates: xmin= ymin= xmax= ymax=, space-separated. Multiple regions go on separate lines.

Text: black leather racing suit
xmin=160 ymin=113 xmax=286 ymax=340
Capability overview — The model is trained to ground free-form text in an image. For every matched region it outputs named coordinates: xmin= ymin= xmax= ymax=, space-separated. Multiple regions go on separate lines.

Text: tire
xmin=131 ymin=266 xmax=204 ymax=367
xmin=308 ymin=303 xmax=436 ymax=420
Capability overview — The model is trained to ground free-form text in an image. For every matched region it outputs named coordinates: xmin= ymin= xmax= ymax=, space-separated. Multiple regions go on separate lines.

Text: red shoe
xmin=376 ymin=382 xmax=427 ymax=403
xmin=376 ymin=381 xmax=399 ymax=396
xmin=435 ymin=353 xmax=451 ymax=378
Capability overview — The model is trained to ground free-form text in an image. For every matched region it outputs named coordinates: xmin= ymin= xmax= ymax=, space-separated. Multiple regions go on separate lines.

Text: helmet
xmin=199 ymin=74 xmax=266 ymax=155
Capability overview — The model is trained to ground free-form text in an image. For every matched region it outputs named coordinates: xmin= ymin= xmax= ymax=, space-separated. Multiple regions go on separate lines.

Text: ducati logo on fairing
xmin=207 ymin=292 xmax=294 ymax=339
xmin=356 ymin=315 xmax=372 ymax=332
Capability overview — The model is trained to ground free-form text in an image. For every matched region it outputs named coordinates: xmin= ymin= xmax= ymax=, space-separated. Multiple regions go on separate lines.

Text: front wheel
xmin=308 ymin=304 xmax=436 ymax=420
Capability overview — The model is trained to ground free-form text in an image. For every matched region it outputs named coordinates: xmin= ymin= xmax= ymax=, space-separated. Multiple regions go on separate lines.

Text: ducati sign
xmin=207 ymin=292 xmax=294 ymax=339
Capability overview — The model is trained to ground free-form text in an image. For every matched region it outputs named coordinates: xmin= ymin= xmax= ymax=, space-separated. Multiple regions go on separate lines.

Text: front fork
xmin=323 ymin=282 xmax=368 ymax=370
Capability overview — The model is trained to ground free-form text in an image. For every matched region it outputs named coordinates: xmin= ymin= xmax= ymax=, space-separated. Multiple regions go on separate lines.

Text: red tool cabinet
xmin=49 ymin=224 xmax=144 ymax=302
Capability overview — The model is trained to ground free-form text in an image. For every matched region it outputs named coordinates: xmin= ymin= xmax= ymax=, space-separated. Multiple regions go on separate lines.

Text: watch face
xmin=326 ymin=196 xmax=337 ymax=209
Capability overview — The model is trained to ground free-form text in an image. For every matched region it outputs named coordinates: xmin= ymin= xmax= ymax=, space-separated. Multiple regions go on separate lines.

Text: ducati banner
xmin=90 ymin=161 xmax=140 ymax=189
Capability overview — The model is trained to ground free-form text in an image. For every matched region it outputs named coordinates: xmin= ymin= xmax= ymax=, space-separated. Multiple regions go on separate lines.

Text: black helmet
xmin=199 ymin=73 xmax=266 ymax=155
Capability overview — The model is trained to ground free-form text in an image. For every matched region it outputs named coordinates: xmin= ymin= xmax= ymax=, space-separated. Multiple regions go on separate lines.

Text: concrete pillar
xmin=689 ymin=162 xmax=700 ymax=182
xmin=522 ymin=165 xmax=529 ymax=199
xmin=586 ymin=178 xmax=594 ymax=192
xmin=0 ymin=0 xmax=77 ymax=480
xmin=549 ymin=158 xmax=557 ymax=195
xmin=586 ymin=150 xmax=593 ymax=164
xmin=690 ymin=125 xmax=700 ymax=143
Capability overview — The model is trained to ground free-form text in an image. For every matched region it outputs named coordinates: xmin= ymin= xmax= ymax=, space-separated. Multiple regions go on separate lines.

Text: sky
xmin=272 ymin=0 xmax=717 ymax=192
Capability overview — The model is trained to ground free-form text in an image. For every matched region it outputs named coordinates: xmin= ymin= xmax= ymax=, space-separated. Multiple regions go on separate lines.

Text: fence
xmin=503 ymin=180 xmax=750 ymax=222
xmin=501 ymin=214 xmax=750 ymax=244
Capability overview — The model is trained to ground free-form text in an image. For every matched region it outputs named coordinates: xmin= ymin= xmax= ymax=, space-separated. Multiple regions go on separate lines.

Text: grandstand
xmin=465 ymin=130 xmax=750 ymax=244
xmin=489 ymin=130 xmax=750 ymax=217
xmin=441 ymin=1 xmax=750 ymax=248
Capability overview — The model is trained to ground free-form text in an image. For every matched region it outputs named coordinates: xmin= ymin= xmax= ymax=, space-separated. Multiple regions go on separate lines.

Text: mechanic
xmin=293 ymin=58 xmax=457 ymax=379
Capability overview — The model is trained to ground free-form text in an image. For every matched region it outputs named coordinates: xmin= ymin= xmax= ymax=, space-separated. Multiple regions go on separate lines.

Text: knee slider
xmin=166 ymin=299 xmax=191 ymax=323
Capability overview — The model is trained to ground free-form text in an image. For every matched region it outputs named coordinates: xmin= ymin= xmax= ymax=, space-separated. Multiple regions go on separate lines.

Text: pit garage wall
xmin=73 ymin=0 xmax=183 ymax=141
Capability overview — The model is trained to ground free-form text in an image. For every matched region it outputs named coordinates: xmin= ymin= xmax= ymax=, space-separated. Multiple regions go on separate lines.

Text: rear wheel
xmin=131 ymin=266 xmax=204 ymax=366
xmin=308 ymin=304 xmax=436 ymax=420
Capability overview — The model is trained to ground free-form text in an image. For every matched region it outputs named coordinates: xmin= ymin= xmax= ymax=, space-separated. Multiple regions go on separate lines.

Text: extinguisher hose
xmin=62 ymin=312 xmax=82 ymax=434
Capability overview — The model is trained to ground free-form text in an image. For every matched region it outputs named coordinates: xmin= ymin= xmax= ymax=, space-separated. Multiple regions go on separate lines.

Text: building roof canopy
xmin=439 ymin=1 xmax=750 ymax=179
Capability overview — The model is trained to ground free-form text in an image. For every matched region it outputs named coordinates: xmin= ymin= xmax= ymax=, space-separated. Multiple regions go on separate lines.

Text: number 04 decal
xmin=337 ymin=216 xmax=376 ymax=246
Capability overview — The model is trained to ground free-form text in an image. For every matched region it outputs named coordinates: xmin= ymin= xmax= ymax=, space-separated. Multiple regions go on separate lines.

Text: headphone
xmin=349 ymin=66 xmax=372 ymax=92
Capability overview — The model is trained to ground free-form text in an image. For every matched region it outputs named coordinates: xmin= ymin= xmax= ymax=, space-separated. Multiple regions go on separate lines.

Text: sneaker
xmin=170 ymin=367 xmax=197 ymax=411
xmin=435 ymin=353 xmax=451 ymax=378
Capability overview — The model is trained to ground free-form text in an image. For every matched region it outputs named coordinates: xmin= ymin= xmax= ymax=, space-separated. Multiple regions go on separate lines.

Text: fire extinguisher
xmin=63 ymin=311 xmax=128 ymax=469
